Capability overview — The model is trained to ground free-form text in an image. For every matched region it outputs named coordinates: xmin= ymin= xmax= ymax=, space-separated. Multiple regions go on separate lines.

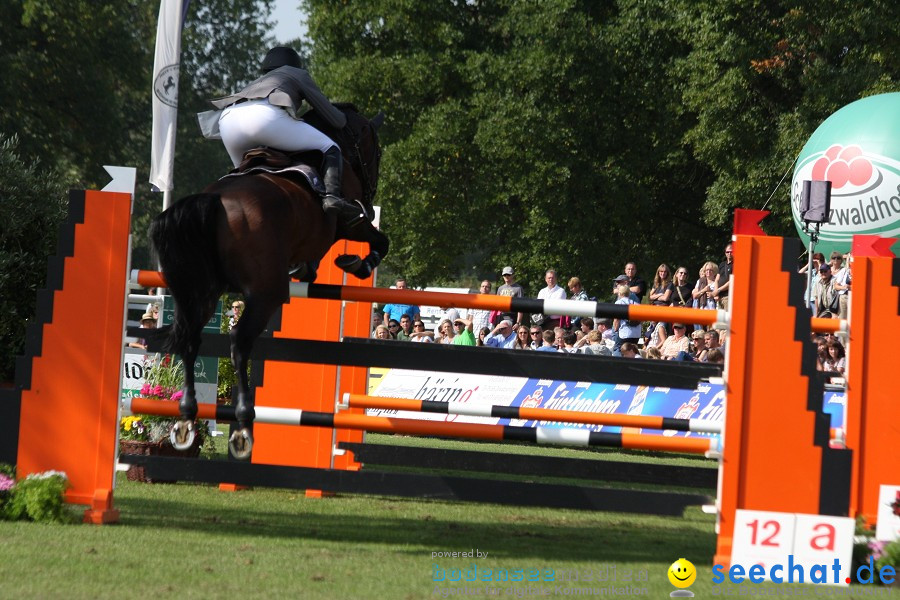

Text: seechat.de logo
xmin=712 ymin=555 xmax=897 ymax=585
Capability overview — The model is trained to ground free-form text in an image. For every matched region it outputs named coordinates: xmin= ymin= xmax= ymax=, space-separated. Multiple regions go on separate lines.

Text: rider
xmin=210 ymin=46 xmax=365 ymax=227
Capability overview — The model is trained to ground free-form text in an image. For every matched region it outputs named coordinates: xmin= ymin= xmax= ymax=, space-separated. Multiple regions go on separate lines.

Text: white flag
xmin=149 ymin=0 xmax=189 ymax=193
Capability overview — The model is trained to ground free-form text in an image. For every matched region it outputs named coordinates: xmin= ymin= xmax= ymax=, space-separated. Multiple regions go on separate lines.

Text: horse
xmin=150 ymin=105 xmax=387 ymax=459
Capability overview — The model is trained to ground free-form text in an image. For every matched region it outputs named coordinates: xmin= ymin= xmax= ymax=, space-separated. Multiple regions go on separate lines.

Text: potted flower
xmin=119 ymin=354 xmax=209 ymax=483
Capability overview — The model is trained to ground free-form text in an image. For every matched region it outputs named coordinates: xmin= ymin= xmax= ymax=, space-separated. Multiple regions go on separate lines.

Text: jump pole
xmin=133 ymin=269 xmax=846 ymax=333
xmin=124 ymin=397 xmax=720 ymax=456
xmin=340 ymin=393 xmax=723 ymax=434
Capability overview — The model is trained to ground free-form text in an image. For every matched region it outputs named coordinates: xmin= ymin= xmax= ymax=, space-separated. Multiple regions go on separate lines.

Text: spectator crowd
xmin=372 ymin=243 xmax=851 ymax=373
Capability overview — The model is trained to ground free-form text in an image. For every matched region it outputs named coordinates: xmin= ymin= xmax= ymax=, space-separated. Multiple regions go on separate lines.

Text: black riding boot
xmin=321 ymin=146 xmax=365 ymax=227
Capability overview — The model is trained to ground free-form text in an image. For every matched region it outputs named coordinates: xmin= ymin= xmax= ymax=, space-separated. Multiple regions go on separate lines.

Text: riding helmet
xmin=261 ymin=46 xmax=302 ymax=72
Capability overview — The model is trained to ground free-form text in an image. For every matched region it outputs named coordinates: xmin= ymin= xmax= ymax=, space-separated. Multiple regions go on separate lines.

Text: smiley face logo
xmin=668 ymin=558 xmax=696 ymax=588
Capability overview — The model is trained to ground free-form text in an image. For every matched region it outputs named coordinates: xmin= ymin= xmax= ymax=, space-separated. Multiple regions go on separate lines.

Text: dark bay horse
xmin=150 ymin=105 xmax=387 ymax=458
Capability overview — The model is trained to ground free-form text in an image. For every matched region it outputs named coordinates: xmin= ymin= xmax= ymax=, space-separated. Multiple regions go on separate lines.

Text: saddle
xmin=221 ymin=147 xmax=327 ymax=196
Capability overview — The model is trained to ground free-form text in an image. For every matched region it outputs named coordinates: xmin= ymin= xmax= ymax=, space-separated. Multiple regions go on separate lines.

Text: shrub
xmin=0 ymin=135 xmax=68 ymax=381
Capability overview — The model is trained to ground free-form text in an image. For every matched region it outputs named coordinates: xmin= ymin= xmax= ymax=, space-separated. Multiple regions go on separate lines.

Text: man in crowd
xmin=452 ymin=316 xmax=476 ymax=346
xmin=395 ymin=315 xmax=413 ymax=341
xmin=535 ymin=330 xmax=559 ymax=352
xmin=469 ymin=280 xmax=494 ymax=332
xmin=484 ymin=319 xmax=517 ymax=348
xmin=832 ymin=252 xmax=851 ymax=320
xmin=529 ymin=325 xmax=544 ymax=349
xmin=496 ymin=266 xmax=525 ymax=325
xmin=813 ymin=262 xmax=839 ymax=317
xmin=624 ymin=262 xmax=647 ymax=303
xmin=383 ymin=277 xmax=420 ymax=324
xmin=537 ymin=269 xmax=566 ymax=329
xmin=713 ymin=243 xmax=734 ymax=310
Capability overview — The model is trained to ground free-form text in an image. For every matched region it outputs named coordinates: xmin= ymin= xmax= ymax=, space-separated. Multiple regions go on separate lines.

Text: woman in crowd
xmin=669 ymin=266 xmax=693 ymax=308
xmin=373 ymin=324 xmax=392 ymax=340
xmin=476 ymin=327 xmax=491 ymax=347
xmin=823 ymin=338 xmax=846 ymax=375
xmin=435 ymin=319 xmax=455 ymax=344
xmin=511 ymin=325 xmax=532 ymax=350
xmin=410 ymin=320 xmax=434 ymax=342
xmin=646 ymin=263 xmax=672 ymax=344
xmin=692 ymin=262 xmax=719 ymax=311
xmin=648 ymin=264 xmax=673 ymax=306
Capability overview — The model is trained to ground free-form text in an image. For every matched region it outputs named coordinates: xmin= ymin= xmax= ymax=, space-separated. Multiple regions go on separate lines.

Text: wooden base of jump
xmin=116 ymin=454 xmax=711 ymax=517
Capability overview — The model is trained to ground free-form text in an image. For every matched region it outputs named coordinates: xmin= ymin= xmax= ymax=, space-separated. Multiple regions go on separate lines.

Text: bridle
xmin=344 ymin=121 xmax=381 ymax=208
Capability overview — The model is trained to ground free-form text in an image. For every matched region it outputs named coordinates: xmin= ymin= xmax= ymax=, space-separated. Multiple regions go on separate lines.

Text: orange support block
xmin=714 ymin=234 xmax=852 ymax=566
xmin=249 ymin=239 xmax=371 ymax=481
xmin=16 ymin=189 xmax=131 ymax=524
xmin=845 ymin=237 xmax=900 ymax=524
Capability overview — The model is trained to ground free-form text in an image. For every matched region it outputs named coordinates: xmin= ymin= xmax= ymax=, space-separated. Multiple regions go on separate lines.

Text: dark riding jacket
xmin=211 ymin=66 xmax=347 ymax=129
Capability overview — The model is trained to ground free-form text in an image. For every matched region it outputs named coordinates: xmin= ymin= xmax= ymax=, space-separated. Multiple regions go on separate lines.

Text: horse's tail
xmin=150 ymin=193 xmax=225 ymax=358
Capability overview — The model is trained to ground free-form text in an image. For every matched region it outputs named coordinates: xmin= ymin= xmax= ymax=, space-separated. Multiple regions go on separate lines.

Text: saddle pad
xmin=220 ymin=163 xmax=326 ymax=196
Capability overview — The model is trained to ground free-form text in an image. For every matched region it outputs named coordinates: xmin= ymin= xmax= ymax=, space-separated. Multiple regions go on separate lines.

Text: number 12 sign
xmin=730 ymin=509 xmax=855 ymax=586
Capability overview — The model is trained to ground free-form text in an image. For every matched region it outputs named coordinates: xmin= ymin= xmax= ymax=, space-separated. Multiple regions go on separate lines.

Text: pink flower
xmin=869 ymin=540 xmax=888 ymax=561
xmin=151 ymin=385 xmax=164 ymax=397
xmin=0 ymin=473 xmax=15 ymax=491
xmin=140 ymin=383 xmax=150 ymax=395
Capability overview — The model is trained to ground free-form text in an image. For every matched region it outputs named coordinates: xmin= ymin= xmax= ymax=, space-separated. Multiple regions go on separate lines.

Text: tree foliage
xmin=305 ymin=0 xmax=899 ymax=293
xmin=0 ymin=0 xmax=274 ymax=380
xmin=0 ymin=135 xmax=67 ymax=381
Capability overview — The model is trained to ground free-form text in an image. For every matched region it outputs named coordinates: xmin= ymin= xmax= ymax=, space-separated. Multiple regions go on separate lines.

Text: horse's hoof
xmin=170 ymin=420 xmax=195 ymax=450
xmin=335 ymin=254 xmax=362 ymax=273
xmin=228 ymin=428 xmax=253 ymax=460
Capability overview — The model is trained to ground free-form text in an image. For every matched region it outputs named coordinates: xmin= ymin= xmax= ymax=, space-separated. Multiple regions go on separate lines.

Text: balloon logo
xmin=791 ymin=92 xmax=900 ymax=259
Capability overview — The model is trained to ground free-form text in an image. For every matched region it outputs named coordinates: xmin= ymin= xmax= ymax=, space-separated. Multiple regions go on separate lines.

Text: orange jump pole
xmin=135 ymin=269 xmax=843 ymax=333
xmin=15 ymin=186 xmax=133 ymax=523
xmin=845 ymin=235 xmax=900 ymax=524
xmin=125 ymin=397 xmax=719 ymax=455
xmin=342 ymin=393 xmax=723 ymax=434
xmin=713 ymin=210 xmax=852 ymax=567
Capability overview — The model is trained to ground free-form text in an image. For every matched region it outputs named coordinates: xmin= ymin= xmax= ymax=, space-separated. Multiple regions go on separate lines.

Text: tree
xmin=304 ymin=0 xmax=722 ymax=293
xmin=675 ymin=0 xmax=900 ymax=235
xmin=0 ymin=135 xmax=67 ymax=381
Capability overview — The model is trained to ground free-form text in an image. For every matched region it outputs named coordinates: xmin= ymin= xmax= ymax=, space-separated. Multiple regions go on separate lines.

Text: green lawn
xmin=0 ymin=433 xmax=895 ymax=599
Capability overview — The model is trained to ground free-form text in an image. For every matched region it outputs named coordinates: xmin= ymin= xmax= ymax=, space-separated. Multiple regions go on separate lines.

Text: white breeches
xmin=218 ymin=99 xmax=338 ymax=167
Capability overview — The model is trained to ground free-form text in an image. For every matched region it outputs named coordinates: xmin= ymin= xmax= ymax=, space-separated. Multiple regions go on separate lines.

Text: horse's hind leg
xmin=171 ymin=341 xmax=201 ymax=450
xmin=227 ymin=292 xmax=282 ymax=459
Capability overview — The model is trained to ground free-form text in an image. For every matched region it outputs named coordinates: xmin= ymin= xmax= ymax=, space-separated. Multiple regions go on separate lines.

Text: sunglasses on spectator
xmin=389 ymin=324 xmax=400 ymax=329
xmin=530 ymin=331 xmax=541 ymax=335
xmin=414 ymin=323 xmax=425 ymax=328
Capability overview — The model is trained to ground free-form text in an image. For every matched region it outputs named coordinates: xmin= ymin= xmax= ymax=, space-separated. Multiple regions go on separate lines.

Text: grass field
xmin=1 ymin=433 xmax=896 ymax=599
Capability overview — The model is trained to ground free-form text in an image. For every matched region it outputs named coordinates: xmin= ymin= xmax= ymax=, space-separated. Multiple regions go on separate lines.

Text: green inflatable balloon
xmin=792 ymin=92 xmax=900 ymax=257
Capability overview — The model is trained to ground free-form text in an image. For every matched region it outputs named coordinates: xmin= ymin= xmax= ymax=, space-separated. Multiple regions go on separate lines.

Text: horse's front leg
xmin=171 ymin=352 xmax=199 ymax=450
xmin=334 ymin=222 xmax=389 ymax=279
